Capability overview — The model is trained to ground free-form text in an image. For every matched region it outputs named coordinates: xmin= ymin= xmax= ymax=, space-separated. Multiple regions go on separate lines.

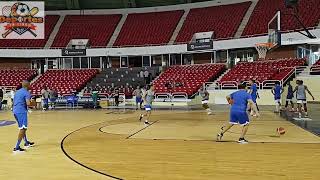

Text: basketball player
xmin=216 ymin=83 xmax=259 ymax=143
xmin=139 ymin=85 xmax=155 ymax=125
xmin=284 ymin=82 xmax=294 ymax=111
xmin=271 ymin=82 xmax=283 ymax=113
xmin=293 ymin=80 xmax=315 ymax=118
xmin=198 ymin=86 xmax=213 ymax=115
xmin=132 ymin=86 xmax=143 ymax=110
xmin=248 ymin=80 xmax=259 ymax=116
xmin=13 ymin=80 xmax=34 ymax=153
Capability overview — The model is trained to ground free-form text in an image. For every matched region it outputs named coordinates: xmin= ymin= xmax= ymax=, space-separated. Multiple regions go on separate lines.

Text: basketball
xmin=277 ymin=127 xmax=286 ymax=135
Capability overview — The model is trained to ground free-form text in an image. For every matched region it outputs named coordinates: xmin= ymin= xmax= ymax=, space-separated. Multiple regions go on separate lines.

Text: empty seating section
xmin=154 ymin=64 xmax=225 ymax=95
xmin=0 ymin=69 xmax=37 ymax=87
xmin=114 ymin=11 xmax=183 ymax=46
xmin=52 ymin=15 xmax=121 ymax=47
xmin=85 ymin=67 xmax=160 ymax=97
xmin=0 ymin=15 xmax=59 ymax=48
xmin=310 ymin=60 xmax=320 ymax=75
xmin=31 ymin=69 xmax=98 ymax=95
xmin=219 ymin=59 xmax=306 ymax=84
xmin=242 ymin=0 xmax=320 ymax=36
xmin=175 ymin=2 xmax=251 ymax=43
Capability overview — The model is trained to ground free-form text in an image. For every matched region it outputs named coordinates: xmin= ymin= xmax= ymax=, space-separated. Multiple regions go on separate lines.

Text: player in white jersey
xmin=198 ymin=86 xmax=213 ymax=115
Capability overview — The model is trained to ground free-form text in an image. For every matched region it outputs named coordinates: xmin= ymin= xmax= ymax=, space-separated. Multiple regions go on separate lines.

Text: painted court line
xmin=126 ymin=120 xmax=159 ymax=139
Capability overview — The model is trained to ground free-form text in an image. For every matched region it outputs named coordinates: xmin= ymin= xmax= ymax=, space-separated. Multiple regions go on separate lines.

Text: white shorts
xmin=297 ymin=99 xmax=307 ymax=104
xmin=275 ymin=99 xmax=281 ymax=104
xmin=201 ymin=100 xmax=209 ymax=104
xmin=286 ymin=99 xmax=293 ymax=102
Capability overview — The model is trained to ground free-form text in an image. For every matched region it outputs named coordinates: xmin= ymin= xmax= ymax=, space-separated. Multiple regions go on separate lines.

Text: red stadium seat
xmin=52 ymin=15 xmax=122 ymax=47
xmin=114 ymin=10 xmax=183 ymax=46
xmin=242 ymin=0 xmax=320 ymax=36
xmin=219 ymin=58 xmax=306 ymax=84
xmin=153 ymin=64 xmax=225 ymax=96
xmin=175 ymin=2 xmax=251 ymax=42
xmin=0 ymin=69 xmax=37 ymax=87
xmin=31 ymin=69 xmax=98 ymax=95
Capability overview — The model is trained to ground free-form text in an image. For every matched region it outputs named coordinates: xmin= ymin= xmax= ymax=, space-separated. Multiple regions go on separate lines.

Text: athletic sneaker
xmin=144 ymin=121 xmax=150 ymax=125
xmin=139 ymin=114 xmax=143 ymax=121
xmin=13 ymin=147 xmax=26 ymax=153
xmin=24 ymin=141 xmax=35 ymax=148
xmin=238 ymin=138 xmax=248 ymax=144
xmin=207 ymin=111 xmax=213 ymax=115
xmin=216 ymin=133 xmax=223 ymax=141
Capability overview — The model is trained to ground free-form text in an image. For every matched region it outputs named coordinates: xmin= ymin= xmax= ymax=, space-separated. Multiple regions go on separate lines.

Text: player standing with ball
xmin=217 ymin=83 xmax=259 ymax=143
xmin=13 ymin=80 xmax=34 ymax=153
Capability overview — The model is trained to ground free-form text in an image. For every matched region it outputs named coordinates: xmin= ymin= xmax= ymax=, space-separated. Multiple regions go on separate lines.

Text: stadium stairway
xmin=45 ymin=15 xmax=66 ymax=48
xmin=107 ymin=14 xmax=128 ymax=47
xmin=169 ymin=9 xmax=190 ymax=45
xmin=234 ymin=0 xmax=258 ymax=38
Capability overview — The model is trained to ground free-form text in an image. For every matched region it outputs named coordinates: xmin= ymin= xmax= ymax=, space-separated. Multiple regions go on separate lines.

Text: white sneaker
xmin=238 ymin=138 xmax=248 ymax=144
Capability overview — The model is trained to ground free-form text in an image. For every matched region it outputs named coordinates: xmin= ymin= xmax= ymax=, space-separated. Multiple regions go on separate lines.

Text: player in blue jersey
xmin=248 ymin=80 xmax=259 ymax=116
xmin=271 ymin=82 xmax=284 ymax=113
xmin=12 ymin=80 xmax=34 ymax=153
xmin=284 ymin=81 xmax=294 ymax=111
xmin=217 ymin=83 xmax=259 ymax=144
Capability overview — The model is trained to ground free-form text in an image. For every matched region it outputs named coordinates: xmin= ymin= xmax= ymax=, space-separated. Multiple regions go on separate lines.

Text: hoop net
xmin=255 ymin=43 xmax=273 ymax=59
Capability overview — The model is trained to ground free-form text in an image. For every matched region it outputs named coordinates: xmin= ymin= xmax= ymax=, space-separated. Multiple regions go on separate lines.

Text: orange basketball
xmin=277 ymin=127 xmax=286 ymax=135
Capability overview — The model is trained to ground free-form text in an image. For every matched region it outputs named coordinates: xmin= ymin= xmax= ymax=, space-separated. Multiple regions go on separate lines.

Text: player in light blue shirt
xmin=271 ymin=82 xmax=283 ymax=113
xmin=12 ymin=80 xmax=34 ymax=153
xmin=139 ymin=85 xmax=155 ymax=125
xmin=217 ymin=83 xmax=259 ymax=143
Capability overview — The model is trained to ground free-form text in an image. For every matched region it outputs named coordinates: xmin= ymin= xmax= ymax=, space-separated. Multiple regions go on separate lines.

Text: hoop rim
xmin=255 ymin=42 xmax=274 ymax=48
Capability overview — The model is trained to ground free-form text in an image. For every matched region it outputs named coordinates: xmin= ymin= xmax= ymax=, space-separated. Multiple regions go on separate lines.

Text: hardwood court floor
xmin=0 ymin=110 xmax=320 ymax=180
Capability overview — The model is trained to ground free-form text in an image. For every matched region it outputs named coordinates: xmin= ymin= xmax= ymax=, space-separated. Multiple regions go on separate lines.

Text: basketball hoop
xmin=255 ymin=43 xmax=273 ymax=59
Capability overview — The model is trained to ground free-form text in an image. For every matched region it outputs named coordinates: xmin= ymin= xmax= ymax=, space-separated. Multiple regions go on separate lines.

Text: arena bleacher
xmin=175 ymin=2 xmax=251 ymax=42
xmin=242 ymin=0 xmax=320 ymax=36
xmin=0 ymin=69 xmax=37 ymax=88
xmin=0 ymin=1 xmax=319 ymax=47
xmin=52 ymin=15 xmax=122 ymax=47
xmin=153 ymin=64 xmax=225 ymax=95
xmin=114 ymin=11 xmax=184 ymax=46
xmin=218 ymin=58 xmax=306 ymax=86
xmin=30 ymin=69 xmax=98 ymax=95
xmin=310 ymin=59 xmax=320 ymax=75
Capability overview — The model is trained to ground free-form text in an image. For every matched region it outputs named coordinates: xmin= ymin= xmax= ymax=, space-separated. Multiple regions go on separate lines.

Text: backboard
xmin=268 ymin=11 xmax=281 ymax=50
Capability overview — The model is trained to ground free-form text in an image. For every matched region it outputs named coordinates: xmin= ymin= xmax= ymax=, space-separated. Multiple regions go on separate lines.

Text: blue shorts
xmin=43 ymin=98 xmax=49 ymax=105
xmin=274 ymin=96 xmax=281 ymax=100
xmin=14 ymin=113 xmax=28 ymax=129
xmin=145 ymin=104 xmax=152 ymax=111
xmin=136 ymin=97 xmax=142 ymax=103
xmin=49 ymin=98 xmax=56 ymax=103
xmin=230 ymin=111 xmax=249 ymax=126
xmin=251 ymin=95 xmax=257 ymax=103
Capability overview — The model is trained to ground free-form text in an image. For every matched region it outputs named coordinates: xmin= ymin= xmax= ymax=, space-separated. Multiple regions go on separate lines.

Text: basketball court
xmin=1 ymin=107 xmax=320 ymax=180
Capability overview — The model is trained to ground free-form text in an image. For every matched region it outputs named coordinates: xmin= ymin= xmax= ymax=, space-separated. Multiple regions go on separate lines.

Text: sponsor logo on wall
xmin=62 ymin=49 xmax=87 ymax=56
xmin=187 ymin=40 xmax=213 ymax=51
